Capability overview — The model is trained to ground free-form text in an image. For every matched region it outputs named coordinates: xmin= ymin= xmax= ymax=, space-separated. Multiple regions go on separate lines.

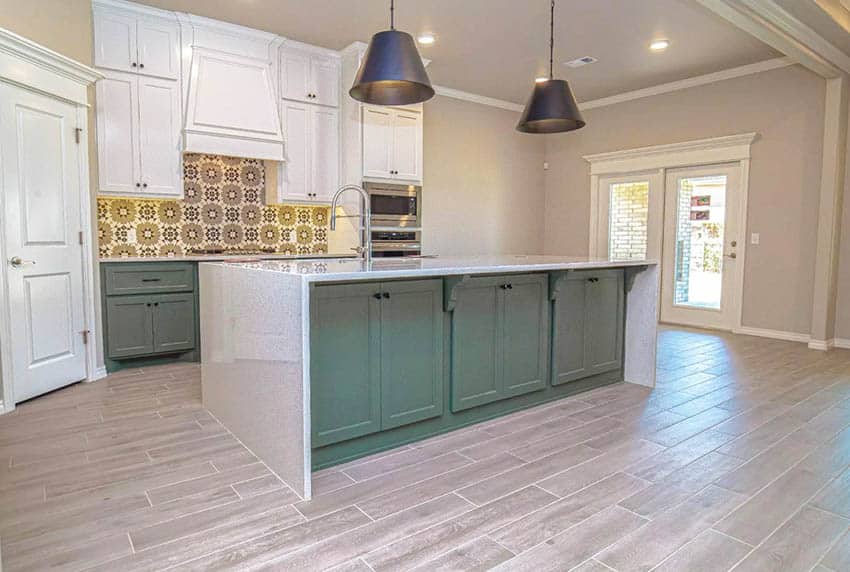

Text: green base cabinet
xmin=551 ymin=269 xmax=624 ymax=385
xmin=311 ymin=279 xmax=444 ymax=448
xmin=450 ymin=273 xmax=549 ymax=412
xmin=101 ymin=262 xmax=199 ymax=371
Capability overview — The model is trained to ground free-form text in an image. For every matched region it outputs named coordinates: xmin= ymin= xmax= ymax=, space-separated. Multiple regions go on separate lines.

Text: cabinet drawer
xmin=104 ymin=263 xmax=195 ymax=295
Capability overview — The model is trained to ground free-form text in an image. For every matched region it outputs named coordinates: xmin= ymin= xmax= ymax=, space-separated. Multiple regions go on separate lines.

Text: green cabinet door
xmin=106 ymin=296 xmax=154 ymax=358
xmin=585 ymin=270 xmax=624 ymax=376
xmin=450 ymin=276 xmax=503 ymax=412
xmin=380 ymin=280 xmax=444 ymax=430
xmin=551 ymin=269 xmax=624 ymax=386
xmin=311 ymin=282 xmax=382 ymax=447
xmin=502 ymin=274 xmax=549 ymax=397
xmin=151 ymin=293 xmax=197 ymax=354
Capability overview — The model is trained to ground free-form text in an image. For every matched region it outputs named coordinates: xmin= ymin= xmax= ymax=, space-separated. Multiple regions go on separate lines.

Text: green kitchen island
xmin=199 ymin=256 xmax=658 ymax=499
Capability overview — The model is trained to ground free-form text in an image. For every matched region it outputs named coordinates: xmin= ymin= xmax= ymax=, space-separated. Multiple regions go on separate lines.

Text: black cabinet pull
xmin=139 ymin=63 xmax=145 ymax=68
xmin=507 ymin=284 xmax=513 ymax=289
xmin=136 ymin=183 xmax=141 ymax=187
xmin=142 ymin=183 xmax=148 ymax=188
xmin=131 ymin=62 xmax=137 ymax=67
xmin=382 ymin=292 xmax=390 ymax=299
xmin=146 ymin=302 xmax=151 ymax=307
xmin=373 ymin=293 xmax=382 ymax=299
xmin=141 ymin=278 xmax=161 ymax=282
xmin=154 ymin=302 xmax=159 ymax=306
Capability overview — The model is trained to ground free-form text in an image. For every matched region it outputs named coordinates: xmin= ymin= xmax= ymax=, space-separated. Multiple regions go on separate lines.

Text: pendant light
xmin=350 ymin=0 xmax=435 ymax=105
xmin=516 ymin=0 xmax=585 ymax=133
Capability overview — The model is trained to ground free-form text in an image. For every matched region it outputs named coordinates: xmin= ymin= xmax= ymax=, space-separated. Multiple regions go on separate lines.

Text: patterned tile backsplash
xmin=97 ymin=154 xmax=330 ymax=258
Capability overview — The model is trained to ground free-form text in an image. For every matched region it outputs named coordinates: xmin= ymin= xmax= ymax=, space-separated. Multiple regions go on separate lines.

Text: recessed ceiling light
xmin=649 ymin=39 xmax=670 ymax=52
xmin=417 ymin=33 xmax=435 ymax=45
xmin=535 ymin=77 xmax=549 ymax=83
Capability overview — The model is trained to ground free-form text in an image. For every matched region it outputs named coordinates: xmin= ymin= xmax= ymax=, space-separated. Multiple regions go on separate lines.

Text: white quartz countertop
xmin=203 ymin=255 xmax=658 ymax=282
xmin=99 ymin=253 xmax=357 ymax=263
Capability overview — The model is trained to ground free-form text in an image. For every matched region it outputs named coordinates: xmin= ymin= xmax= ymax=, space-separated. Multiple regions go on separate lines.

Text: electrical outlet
xmin=128 ymin=228 xmax=137 ymax=243
xmin=751 ymin=233 xmax=760 ymax=245
xmin=543 ymin=161 xmax=550 ymax=170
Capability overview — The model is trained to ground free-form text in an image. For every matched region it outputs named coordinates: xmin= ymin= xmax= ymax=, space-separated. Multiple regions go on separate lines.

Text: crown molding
xmin=432 ymin=85 xmax=524 ymax=112
xmin=93 ymin=0 xmax=175 ymax=20
xmin=577 ymin=57 xmax=793 ymax=111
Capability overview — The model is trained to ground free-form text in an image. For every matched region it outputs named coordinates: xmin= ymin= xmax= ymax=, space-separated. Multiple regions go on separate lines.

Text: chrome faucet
xmin=330 ymin=184 xmax=372 ymax=263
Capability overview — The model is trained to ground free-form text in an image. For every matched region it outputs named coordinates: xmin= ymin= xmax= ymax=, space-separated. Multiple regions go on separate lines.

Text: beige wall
xmin=543 ymin=64 xmax=827 ymax=336
xmin=422 ymin=95 xmax=546 ymax=256
xmin=833 ymin=127 xmax=850 ymax=340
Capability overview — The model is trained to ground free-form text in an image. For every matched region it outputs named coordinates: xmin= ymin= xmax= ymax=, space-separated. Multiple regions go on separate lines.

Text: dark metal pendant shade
xmin=516 ymin=79 xmax=585 ymax=133
xmin=516 ymin=0 xmax=586 ymax=134
xmin=350 ymin=29 xmax=435 ymax=105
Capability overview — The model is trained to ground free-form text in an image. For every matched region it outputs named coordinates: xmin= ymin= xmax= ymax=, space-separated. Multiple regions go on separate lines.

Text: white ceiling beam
xmin=695 ymin=0 xmax=846 ymax=77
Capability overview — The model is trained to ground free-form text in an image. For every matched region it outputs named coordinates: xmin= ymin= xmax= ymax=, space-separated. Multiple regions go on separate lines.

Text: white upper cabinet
xmin=362 ymin=105 xmax=422 ymax=183
xmin=278 ymin=101 xmax=339 ymax=203
xmin=96 ymin=72 xmax=181 ymax=198
xmin=93 ymin=4 xmax=179 ymax=80
xmin=280 ymin=43 xmax=340 ymax=107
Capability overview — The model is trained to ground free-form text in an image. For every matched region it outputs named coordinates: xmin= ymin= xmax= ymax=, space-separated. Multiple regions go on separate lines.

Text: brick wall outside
xmin=609 ymin=182 xmax=649 ymax=260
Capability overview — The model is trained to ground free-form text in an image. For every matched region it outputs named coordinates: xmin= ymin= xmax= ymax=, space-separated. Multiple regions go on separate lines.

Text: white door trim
xmin=586 ymin=133 xmax=756 ymax=331
xmin=0 ymin=29 xmax=103 ymax=414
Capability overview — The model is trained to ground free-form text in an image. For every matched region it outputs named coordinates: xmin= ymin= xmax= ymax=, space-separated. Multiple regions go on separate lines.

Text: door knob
xmin=724 ymin=252 xmax=737 ymax=259
xmin=9 ymin=256 xmax=36 ymax=267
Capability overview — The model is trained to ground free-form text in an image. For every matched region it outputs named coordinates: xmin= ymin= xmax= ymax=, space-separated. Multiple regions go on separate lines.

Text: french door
xmin=594 ymin=171 xmax=664 ymax=261
xmin=0 ymin=82 xmax=88 ymax=402
xmin=659 ymin=164 xmax=742 ymax=329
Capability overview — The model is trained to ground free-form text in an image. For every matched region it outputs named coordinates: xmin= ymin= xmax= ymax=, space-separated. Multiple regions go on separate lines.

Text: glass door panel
xmin=661 ymin=165 xmax=741 ymax=330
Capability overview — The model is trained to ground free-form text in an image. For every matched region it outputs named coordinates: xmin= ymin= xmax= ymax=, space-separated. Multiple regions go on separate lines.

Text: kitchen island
xmin=199 ymin=256 xmax=658 ymax=499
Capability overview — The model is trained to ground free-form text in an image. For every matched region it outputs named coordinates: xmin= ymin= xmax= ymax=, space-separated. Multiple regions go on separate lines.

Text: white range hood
xmin=178 ymin=14 xmax=284 ymax=162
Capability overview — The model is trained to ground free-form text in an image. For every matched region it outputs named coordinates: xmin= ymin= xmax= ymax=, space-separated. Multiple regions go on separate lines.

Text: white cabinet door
xmin=392 ymin=110 xmax=422 ymax=182
xmin=362 ymin=106 xmax=393 ymax=179
xmin=96 ymin=73 xmax=140 ymax=194
xmin=136 ymin=18 xmax=179 ymax=80
xmin=312 ymin=106 xmax=339 ymax=202
xmin=311 ymin=54 xmax=339 ymax=107
xmin=281 ymin=101 xmax=312 ymax=202
xmin=281 ymin=47 xmax=312 ymax=103
xmin=138 ymin=77 xmax=181 ymax=197
xmin=94 ymin=9 xmax=137 ymax=73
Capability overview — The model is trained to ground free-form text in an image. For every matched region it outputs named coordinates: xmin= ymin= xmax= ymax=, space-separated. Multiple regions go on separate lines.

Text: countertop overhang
xmin=201 ymin=255 xmax=658 ymax=283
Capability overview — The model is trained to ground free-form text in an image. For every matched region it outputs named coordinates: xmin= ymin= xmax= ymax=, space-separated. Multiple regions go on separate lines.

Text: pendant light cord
xmin=549 ymin=0 xmax=554 ymax=79
xmin=390 ymin=0 xmax=395 ymax=30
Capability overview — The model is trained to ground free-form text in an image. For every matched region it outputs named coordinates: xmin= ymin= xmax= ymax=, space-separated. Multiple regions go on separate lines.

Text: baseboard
xmin=808 ymin=339 xmax=835 ymax=351
xmin=732 ymin=326 xmax=811 ymax=343
xmin=87 ymin=366 xmax=108 ymax=382
xmin=834 ymin=338 xmax=850 ymax=349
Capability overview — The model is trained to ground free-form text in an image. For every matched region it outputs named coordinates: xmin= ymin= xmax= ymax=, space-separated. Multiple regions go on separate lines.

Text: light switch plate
xmin=751 ymin=233 xmax=760 ymax=245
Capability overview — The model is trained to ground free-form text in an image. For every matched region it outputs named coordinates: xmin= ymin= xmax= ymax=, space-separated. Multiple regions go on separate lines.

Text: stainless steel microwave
xmin=365 ymin=182 xmax=420 ymax=227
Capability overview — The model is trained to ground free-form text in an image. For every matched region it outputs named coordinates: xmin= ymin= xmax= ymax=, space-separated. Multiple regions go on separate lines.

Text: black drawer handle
xmin=587 ymin=277 xmax=599 ymax=283
xmin=382 ymin=292 xmax=390 ymax=299
xmin=373 ymin=293 xmax=382 ymax=299
xmin=499 ymin=284 xmax=513 ymax=290
xmin=141 ymin=278 xmax=161 ymax=282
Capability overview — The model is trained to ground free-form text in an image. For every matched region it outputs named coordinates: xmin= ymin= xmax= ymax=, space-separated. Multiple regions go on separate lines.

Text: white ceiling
xmin=136 ymin=0 xmax=781 ymax=104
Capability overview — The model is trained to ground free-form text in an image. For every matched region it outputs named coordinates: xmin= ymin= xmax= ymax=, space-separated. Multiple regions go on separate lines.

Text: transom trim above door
xmin=583 ymin=132 xmax=757 ymax=175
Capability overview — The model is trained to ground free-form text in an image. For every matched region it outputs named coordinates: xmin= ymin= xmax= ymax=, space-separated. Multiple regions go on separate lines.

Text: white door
xmin=281 ymin=47 xmax=312 ymax=103
xmin=93 ymin=9 xmax=137 ymax=73
xmin=95 ymin=73 xmax=140 ymax=194
xmin=362 ymin=106 xmax=393 ymax=179
xmin=136 ymin=18 xmax=179 ymax=80
xmin=0 ymin=83 xmax=87 ymax=402
xmin=281 ymin=101 xmax=312 ymax=202
xmin=311 ymin=55 xmax=339 ymax=107
xmin=311 ymin=106 xmax=340 ymax=202
xmin=391 ymin=109 xmax=421 ymax=182
xmin=594 ymin=171 xmax=664 ymax=261
xmin=660 ymin=164 xmax=742 ymax=329
xmin=138 ymin=76 xmax=181 ymax=197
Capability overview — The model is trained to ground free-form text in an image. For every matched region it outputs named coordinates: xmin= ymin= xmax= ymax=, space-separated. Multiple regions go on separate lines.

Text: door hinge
xmin=74 ymin=127 xmax=83 ymax=144
xmin=81 ymin=330 xmax=90 ymax=345
xmin=78 ymin=230 xmax=84 ymax=245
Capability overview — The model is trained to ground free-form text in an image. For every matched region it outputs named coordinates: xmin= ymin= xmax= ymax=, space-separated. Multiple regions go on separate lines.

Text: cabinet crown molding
xmin=94 ymin=0 xmax=177 ymax=21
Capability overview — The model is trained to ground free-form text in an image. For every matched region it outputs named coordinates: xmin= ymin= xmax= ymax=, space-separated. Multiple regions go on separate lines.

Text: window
xmin=608 ymin=181 xmax=650 ymax=260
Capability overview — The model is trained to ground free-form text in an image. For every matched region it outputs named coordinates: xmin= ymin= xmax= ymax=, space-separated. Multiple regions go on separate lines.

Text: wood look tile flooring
xmin=1 ymin=326 xmax=850 ymax=571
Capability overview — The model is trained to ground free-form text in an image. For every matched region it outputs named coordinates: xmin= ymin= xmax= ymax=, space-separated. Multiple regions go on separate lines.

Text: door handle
xmin=9 ymin=256 xmax=36 ymax=267
xmin=724 ymin=252 xmax=737 ymax=259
